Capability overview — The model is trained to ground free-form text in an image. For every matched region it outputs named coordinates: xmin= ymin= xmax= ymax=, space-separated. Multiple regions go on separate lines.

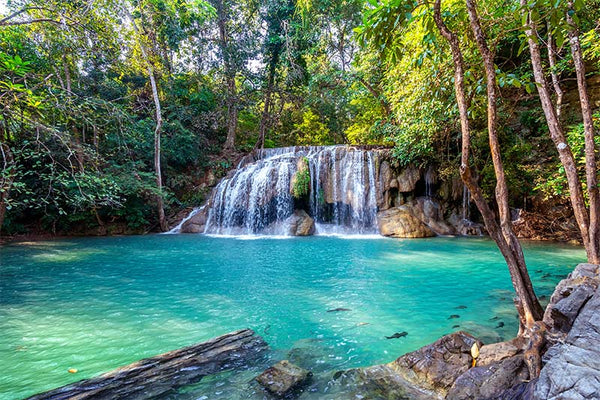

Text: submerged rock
xmin=255 ymin=360 xmax=311 ymax=397
xmin=377 ymin=207 xmax=435 ymax=238
xmin=285 ymin=210 xmax=315 ymax=236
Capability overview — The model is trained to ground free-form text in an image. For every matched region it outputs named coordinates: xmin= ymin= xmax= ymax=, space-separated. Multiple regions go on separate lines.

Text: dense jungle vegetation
xmin=0 ymin=0 xmax=599 ymax=236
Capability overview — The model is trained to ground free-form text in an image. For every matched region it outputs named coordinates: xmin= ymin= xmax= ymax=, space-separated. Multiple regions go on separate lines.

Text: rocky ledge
xmin=345 ymin=263 xmax=600 ymax=400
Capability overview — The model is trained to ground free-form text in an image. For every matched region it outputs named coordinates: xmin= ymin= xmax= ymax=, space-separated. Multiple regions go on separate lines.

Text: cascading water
xmin=201 ymin=146 xmax=380 ymax=236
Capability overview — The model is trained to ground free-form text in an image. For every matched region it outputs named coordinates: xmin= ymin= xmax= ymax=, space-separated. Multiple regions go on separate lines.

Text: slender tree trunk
xmin=432 ymin=0 xmax=541 ymax=337
xmin=215 ymin=0 xmax=238 ymax=151
xmin=466 ymin=0 xmax=542 ymax=320
xmin=126 ymin=7 xmax=168 ymax=232
xmin=0 ymin=143 xmax=14 ymax=234
xmin=566 ymin=1 xmax=600 ymax=264
xmin=520 ymin=0 xmax=592 ymax=260
xmin=547 ymin=27 xmax=564 ymax=117
xmin=256 ymin=63 xmax=276 ymax=152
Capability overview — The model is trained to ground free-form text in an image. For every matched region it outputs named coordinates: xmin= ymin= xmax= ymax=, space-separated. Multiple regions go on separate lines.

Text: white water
xmin=201 ymin=146 xmax=380 ymax=235
xmin=166 ymin=206 xmax=205 ymax=234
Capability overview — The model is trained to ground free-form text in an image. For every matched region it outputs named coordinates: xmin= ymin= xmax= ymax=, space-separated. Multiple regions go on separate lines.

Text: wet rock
xmin=285 ymin=210 xmax=315 ymax=236
xmin=447 ymin=355 xmax=529 ymax=400
xmin=533 ymin=285 xmax=600 ymax=400
xmin=358 ymin=331 xmax=483 ymax=398
xmin=452 ymin=325 xmax=461 ymax=329
xmin=377 ymin=207 xmax=435 ymax=238
xmin=255 ymin=360 xmax=311 ymax=397
xmin=180 ymin=207 xmax=208 ymax=233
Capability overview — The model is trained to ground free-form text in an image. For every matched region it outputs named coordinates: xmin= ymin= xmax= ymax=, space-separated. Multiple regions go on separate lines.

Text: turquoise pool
xmin=0 ymin=235 xmax=584 ymax=399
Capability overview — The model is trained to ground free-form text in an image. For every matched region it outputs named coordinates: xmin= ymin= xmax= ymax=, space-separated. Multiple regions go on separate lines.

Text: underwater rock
xmin=448 ymin=314 xmax=460 ymax=319
xmin=285 ymin=209 xmax=315 ymax=236
xmin=377 ymin=207 xmax=435 ymax=238
xmin=255 ymin=360 xmax=311 ymax=397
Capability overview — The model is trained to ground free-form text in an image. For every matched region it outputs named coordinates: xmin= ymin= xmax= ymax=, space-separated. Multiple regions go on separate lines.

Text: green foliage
xmin=292 ymin=157 xmax=310 ymax=199
xmin=534 ymin=115 xmax=600 ymax=201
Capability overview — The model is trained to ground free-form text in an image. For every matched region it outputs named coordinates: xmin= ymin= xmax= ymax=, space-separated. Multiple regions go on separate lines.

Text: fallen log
xmin=27 ymin=329 xmax=268 ymax=400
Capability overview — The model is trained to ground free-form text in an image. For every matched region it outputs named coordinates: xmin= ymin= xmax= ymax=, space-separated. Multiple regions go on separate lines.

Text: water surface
xmin=0 ymin=235 xmax=584 ymax=399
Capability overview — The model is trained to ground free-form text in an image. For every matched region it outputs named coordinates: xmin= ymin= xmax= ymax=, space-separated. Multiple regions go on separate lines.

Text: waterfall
xmin=461 ymin=184 xmax=469 ymax=221
xmin=202 ymin=146 xmax=380 ymax=236
xmin=166 ymin=206 xmax=205 ymax=234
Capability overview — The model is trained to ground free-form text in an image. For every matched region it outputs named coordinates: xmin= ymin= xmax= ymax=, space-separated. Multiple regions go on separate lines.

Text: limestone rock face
xmin=180 ymin=207 xmax=208 ymax=233
xmin=286 ymin=209 xmax=315 ymax=236
xmin=397 ymin=165 xmax=421 ymax=192
xmin=377 ymin=207 xmax=435 ymax=238
xmin=543 ymin=263 xmax=600 ymax=334
xmin=533 ymin=284 xmax=600 ymax=400
xmin=255 ymin=360 xmax=311 ymax=396
xmin=447 ymin=355 xmax=529 ymax=400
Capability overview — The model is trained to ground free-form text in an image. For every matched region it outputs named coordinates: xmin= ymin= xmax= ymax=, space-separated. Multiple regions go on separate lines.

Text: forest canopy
xmin=1 ymin=0 xmax=599 ymax=235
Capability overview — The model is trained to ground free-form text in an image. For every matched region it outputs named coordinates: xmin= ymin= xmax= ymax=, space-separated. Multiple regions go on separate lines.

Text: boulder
xmin=377 ymin=207 xmax=435 ymax=238
xmin=286 ymin=210 xmax=315 ymax=236
xmin=408 ymin=198 xmax=456 ymax=236
xmin=447 ymin=355 xmax=529 ymax=400
xmin=543 ymin=263 xmax=600 ymax=335
xmin=255 ymin=360 xmax=311 ymax=397
xmin=357 ymin=332 xmax=483 ymax=398
xmin=477 ymin=339 xmax=523 ymax=367
xmin=180 ymin=207 xmax=208 ymax=233
xmin=397 ymin=165 xmax=421 ymax=192
xmin=533 ymin=284 xmax=600 ymax=400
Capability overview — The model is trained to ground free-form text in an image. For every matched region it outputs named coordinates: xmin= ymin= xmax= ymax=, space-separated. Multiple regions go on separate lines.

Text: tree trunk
xmin=465 ymin=0 xmax=542 ymax=322
xmin=215 ymin=0 xmax=238 ymax=151
xmin=126 ymin=6 xmax=168 ymax=232
xmin=566 ymin=1 xmax=600 ymax=264
xmin=256 ymin=63 xmax=276 ymax=153
xmin=433 ymin=0 xmax=542 ymax=335
xmin=0 ymin=143 xmax=14 ymax=234
xmin=547 ymin=27 xmax=564 ymax=117
xmin=520 ymin=0 xmax=592 ymax=261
